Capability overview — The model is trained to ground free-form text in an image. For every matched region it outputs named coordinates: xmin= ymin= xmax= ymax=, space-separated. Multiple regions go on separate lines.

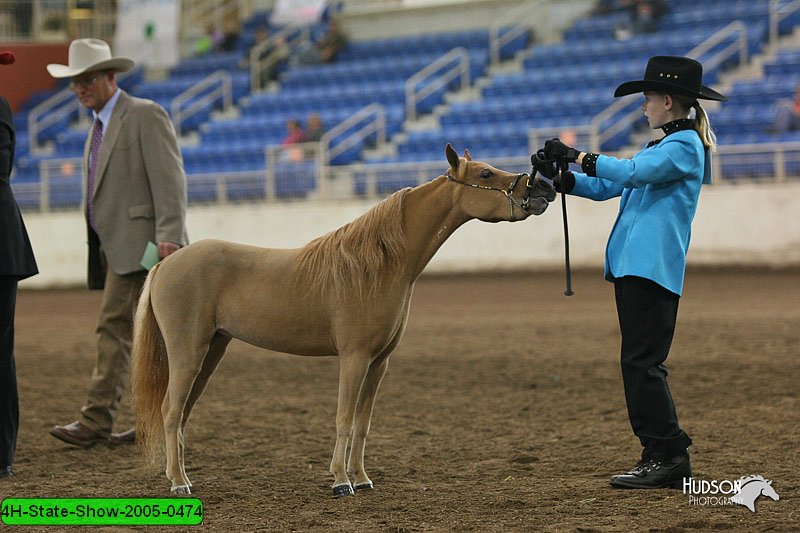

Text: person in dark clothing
xmin=542 ymin=56 xmax=726 ymax=489
xmin=1 ymin=51 xmax=39 ymax=479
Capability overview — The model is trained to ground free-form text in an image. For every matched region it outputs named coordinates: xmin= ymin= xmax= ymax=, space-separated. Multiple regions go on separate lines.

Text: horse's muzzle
xmin=525 ymin=176 xmax=557 ymax=216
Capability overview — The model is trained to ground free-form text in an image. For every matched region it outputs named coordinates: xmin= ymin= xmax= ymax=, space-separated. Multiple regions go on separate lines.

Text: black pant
xmin=614 ymin=276 xmax=691 ymax=460
xmin=0 ymin=277 xmax=19 ymax=468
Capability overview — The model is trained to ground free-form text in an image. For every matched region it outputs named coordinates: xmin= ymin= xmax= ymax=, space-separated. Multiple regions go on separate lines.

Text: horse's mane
xmin=295 ymin=188 xmax=410 ymax=300
xmin=739 ymin=475 xmax=768 ymax=485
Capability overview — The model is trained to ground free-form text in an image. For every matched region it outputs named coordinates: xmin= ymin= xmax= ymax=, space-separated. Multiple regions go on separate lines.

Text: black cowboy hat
xmin=614 ymin=55 xmax=727 ymax=102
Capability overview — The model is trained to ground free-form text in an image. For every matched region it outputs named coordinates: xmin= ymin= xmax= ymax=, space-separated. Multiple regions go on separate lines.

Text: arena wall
xmin=18 ymin=181 xmax=800 ymax=289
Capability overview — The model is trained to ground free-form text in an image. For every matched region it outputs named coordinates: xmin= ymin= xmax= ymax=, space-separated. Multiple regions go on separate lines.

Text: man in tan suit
xmin=47 ymin=39 xmax=188 ymax=448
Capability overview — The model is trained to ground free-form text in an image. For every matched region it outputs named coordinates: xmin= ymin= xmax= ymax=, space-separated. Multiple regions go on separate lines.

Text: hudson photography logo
xmin=683 ymin=475 xmax=780 ymax=512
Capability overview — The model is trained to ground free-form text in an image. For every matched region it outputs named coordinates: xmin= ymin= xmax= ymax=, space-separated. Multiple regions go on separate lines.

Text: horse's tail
xmin=132 ymin=262 xmax=168 ymax=465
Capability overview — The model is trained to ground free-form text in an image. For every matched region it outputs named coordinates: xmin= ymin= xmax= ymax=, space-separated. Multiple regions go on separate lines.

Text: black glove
xmin=544 ymin=138 xmax=580 ymax=164
xmin=530 ymin=149 xmax=558 ymax=180
xmin=553 ymin=169 xmax=576 ymax=194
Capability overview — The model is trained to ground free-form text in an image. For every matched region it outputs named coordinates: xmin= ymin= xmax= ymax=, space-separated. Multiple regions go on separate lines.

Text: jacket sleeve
xmin=594 ymin=137 xmax=701 ymax=188
xmin=570 ymin=171 xmax=625 ymax=200
xmin=140 ymin=102 xmax=188 ymax=245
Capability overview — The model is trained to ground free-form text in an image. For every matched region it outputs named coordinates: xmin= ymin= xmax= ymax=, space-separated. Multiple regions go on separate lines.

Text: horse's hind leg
xmin=174 ymin=333 xmax=231 ymax=489
xmin=330 ymin=352 xmax=372 ymax=497
xmin=348 ymin=355 xmax=390 ymax=491
xmin=182 ymin=333 xmax=231 ymax=427
xmin=162 ymin=348 xmax=207 ymax=495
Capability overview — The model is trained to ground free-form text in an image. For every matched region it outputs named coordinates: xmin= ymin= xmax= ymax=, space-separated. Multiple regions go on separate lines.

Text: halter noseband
xmin=444 ymin=170 xmax=536 ymax=221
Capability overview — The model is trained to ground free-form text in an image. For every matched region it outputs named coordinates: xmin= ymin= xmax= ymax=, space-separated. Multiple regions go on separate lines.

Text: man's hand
xmin=157 ymin=241 xmax=181 ymax=259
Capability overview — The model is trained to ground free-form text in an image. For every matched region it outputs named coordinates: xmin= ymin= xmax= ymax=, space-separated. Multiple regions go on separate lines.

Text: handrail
xmin=687 ymin=20 xmax=748 ymax=69
xmin=532 ymin=21 xmax=751 ymax=153
xmin=27 ymin=68 xmax=140 ymax=154
xmin=27 ymin=88 xmax=82 ymax=156
xmin=250 ymin=24 xmax=310 ymax=92
xmin=405 ymin=47 xmax=470 ymax=122
xmin=16 ymin=141 xmax=800 ymax=211
xmin=488 ymin=0 xmax=547 ymax=65
xmin=170 ymin=70 xmax=232 ymax=137
xmin=770 ymin=0 xmax=800 ymax=45
xmin=319 ymin=104 xmax=386 ymax=192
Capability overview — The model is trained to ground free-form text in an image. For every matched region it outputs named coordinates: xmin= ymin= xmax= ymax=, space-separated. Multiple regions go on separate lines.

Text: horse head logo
xmin=730 ymin=475 xmax=780 ymax=512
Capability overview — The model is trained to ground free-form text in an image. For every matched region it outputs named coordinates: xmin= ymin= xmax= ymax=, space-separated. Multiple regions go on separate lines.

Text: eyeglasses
xmin=68 ymin=73 xmax=104 ymax=91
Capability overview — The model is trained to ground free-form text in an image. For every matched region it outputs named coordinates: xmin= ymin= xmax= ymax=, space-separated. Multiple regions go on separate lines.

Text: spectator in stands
xmin=194 ymin=24 xmax=222 ymax=57
xmin=614 ymin=0 xmax=668 ymax=40
xmin=1 ymin=51 xmax=39 ymax=479
xmin=301 ymin=113 xmax=326 ymax=142
xmin=46 ymin=38 xmax=188 ymax=449
xmin=240 ymin=26 xmax=289 ymax=88
xmin=217 ymin=20 xmax=241 ymax=53
xmin=282 ymin=119 xmax=305 ymax=145
xmin=296 ymin=19 xmax=347 ymax=65
xmin=774 ymin=84 xmax=800 ymax=133
xmin=540 ymin=55 xmax=726 ymax=490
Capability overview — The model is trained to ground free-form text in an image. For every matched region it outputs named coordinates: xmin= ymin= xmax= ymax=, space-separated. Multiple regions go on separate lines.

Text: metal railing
xmin=249 ymin=24 xmax=310 ymax=92
xmin=14 ymin=142 xmax=800 ymax=213
xmin=488 ymin=0 xmax=546 ymax=65
xmin=770 ymin=0 xmax=800 ymax=45
xmin=405 ymin=47 xmax=470 ymax=122
xmin=27 ymin=68 xmax=140 ymax=155
xmin=529 ymin=21 xmax=750 ymax=153
xmin=318 ymin=104 xmax=386 ymax=188
xmin=170 ymin=70 xmax=233 ymax=137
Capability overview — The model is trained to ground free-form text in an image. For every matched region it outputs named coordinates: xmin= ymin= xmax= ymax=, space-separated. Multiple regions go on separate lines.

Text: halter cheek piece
xmin=444 ymin=170 xmax=537 ymax=221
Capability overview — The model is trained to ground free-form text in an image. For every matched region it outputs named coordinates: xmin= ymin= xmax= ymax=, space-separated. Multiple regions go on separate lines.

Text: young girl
xmin=544 ymin=55 xmax=726 ymax=489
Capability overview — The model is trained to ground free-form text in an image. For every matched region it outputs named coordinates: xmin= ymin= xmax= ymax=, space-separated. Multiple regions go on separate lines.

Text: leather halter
xmin=444 ymin=171 xmax=535 ymax=221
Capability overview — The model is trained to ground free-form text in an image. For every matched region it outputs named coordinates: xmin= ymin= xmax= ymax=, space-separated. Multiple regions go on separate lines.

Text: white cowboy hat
xmin=47 ymin=38 xmax=134 ymax=78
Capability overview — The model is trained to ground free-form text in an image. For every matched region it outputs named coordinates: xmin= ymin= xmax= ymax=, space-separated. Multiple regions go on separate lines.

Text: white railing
xmin=529 ymin=21 xmax=750 ymax=153
xmin=170 ymin=70 xmax=232 ymax=137
xmin=318 ymin=104 xmax=386 ymax=188
xmin=27 ymin=67 xmax=140 ymax=154
xmin=770 ymin=0 xmax=800 ymax=45
xmin=405 ymin=47 xmax=470 ymax=122
xmin=14 ymin=142 xmax=800 ymax=212
xmin=690 ymin=20 xmax=748 ymax=70
xmin=488 ymin=0 xmax=546 ymax=65
xmin=250 ymin=24 xmax=310 ymax=92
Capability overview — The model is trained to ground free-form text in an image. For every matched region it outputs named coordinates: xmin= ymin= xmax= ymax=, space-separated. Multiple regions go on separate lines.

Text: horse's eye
xmin=480 ymin=169 xmax=492 ymax=179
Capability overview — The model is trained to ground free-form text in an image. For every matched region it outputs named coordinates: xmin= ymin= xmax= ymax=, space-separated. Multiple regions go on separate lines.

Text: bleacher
xmin=9 ymin=0 xmax=800 ymax=209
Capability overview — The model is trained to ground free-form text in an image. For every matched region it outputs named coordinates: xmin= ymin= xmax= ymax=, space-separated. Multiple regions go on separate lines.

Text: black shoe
xmin=0 ymin=466 xmax=13 ymax=478
xmin=610 ymin=454 xmax=690 ymax=489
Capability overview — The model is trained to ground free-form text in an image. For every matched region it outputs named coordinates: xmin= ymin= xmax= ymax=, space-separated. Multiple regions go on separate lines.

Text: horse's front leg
xmin=348 ymin=356 xmax=390 ymax=491
xmin=330 ymin=352 xmax=371 ymax=497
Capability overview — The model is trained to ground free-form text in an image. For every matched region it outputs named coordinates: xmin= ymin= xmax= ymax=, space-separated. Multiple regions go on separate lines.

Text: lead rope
xmin=532 ymin=149 xmax=573 ymax=297
xmin=558 ymin=159 xmax=574 ymax=297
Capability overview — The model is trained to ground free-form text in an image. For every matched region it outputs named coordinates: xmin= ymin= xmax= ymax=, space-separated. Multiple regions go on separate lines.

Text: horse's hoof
xmin=354 ymin=481 xmax=374 ymax=491
xmin=332 ymin=483 xmax=354 ymax=497
xmin=171 ymin=485 xmax=192 ymax=496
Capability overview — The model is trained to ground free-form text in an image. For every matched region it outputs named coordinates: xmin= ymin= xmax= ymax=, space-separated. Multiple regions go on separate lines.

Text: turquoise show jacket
xmin=570 ymin=129 xmax=710 ymax=296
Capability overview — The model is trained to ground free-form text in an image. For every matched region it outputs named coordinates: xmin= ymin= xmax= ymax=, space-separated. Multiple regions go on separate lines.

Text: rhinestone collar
xmin=661 ymin=118 xmax=695 ymax=136
xmin=648 ymin=119 xmax=695 ymax=147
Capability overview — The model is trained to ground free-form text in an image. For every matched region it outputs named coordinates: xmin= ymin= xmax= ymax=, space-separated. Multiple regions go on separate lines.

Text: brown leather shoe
xmin=110 ymin=428 xmax=136 ymax=444
xmin=49 ymin=421 xmax=106 ymax=448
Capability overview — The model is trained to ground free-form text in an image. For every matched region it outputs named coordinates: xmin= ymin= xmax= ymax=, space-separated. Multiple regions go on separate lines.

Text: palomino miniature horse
xmin=132 ymin=144 xmax=556 ymax=496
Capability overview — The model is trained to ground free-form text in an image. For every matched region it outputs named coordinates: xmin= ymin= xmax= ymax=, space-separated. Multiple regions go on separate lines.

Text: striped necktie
xmin=87 ymin=118 xmax=102 ymax=231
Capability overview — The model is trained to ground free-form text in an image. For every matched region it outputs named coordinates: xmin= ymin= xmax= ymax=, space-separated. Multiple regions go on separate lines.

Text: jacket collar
xmin=647 ymin=118 xmax=695 ymax=147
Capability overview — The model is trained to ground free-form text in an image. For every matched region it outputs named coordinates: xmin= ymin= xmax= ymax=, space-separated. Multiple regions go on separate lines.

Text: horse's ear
xmin=446 ymin=143 xmax=459 ymax=170
xmin=464 ymin=148 xmax=472 ymax=161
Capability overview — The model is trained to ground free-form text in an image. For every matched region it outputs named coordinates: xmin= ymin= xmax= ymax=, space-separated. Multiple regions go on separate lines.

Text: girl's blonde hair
xmin=673 ymin=94 xmax=717 ymax=153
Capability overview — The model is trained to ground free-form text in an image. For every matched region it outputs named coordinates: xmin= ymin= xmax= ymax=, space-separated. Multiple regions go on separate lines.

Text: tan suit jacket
xmin=84 ymin=90 xmax=188 ymax=286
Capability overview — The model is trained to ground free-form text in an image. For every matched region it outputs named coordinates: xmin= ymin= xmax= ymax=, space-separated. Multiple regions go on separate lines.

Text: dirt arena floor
xmin=2 ymin=267 xmax=798 ymax=532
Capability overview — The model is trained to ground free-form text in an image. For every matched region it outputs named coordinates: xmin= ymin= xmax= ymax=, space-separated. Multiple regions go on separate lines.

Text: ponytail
xmin=692 ymin=101 xmax=717 ymax=153
xmin=674 ymin=94 xmax=717 ymax=153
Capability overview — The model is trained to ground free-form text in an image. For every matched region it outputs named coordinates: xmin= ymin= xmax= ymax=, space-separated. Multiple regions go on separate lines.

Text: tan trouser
xmin=80 ymin=267 xmax=146 ymax=436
